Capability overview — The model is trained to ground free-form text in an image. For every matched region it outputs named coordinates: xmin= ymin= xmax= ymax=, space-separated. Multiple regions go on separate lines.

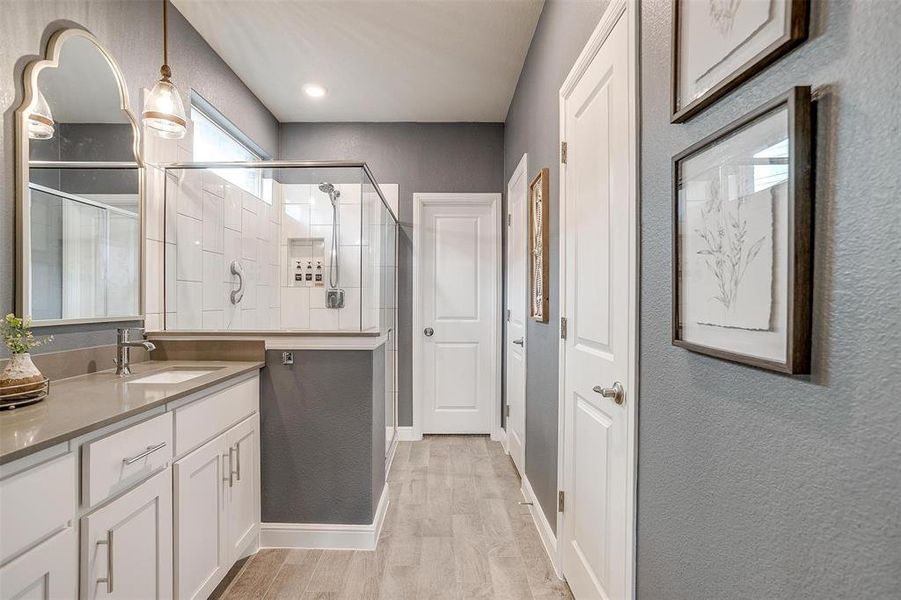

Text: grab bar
xmin=230 ymin=260 xmax=245 ymax=305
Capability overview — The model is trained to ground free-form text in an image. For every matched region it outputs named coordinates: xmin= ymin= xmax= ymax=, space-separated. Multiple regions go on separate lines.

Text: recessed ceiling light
xmin=303 ymin=84 xmax=327 ymax=98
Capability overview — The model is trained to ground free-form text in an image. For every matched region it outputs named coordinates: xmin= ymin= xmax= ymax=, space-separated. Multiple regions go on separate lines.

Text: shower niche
xmin=287 ymin=237 xmax=325 ymax=288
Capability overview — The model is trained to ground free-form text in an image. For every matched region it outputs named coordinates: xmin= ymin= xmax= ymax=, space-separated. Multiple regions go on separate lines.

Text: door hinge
xmin=558 ymin=490 xmax=565 ymax=512
xmin=506 ymin=308 xmax=511 ymax=321
xmin=560 ymin=316 xmax=568 ymax=340
xmin=561 ymin=141 xmax=568 ymax=165
xmin=505 ymin=404 xmax=510 ymax=418
xmin=507 ymin=213 xmax=512 ymax=226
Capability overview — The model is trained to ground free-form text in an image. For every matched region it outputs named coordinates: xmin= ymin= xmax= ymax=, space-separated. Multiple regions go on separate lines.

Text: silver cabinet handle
xmin=123 ymin=441 xmax=167 ymax=465
xmin=234 ymin=443 xmax=242 ymax=482
xmin=230 ymin=260 xmax=245 ymax=305
xmin=96 ymin=529 xmax=114 ymax=593
xmin=423 ymin=327 xmax=434 ymax=337
xmin=228 ymin=446 xmax=237 ymax=487
xmin=513 ymin=338 xmax=524 ymax=346
xmin=592 ymin=382 xmax=625 ymax=405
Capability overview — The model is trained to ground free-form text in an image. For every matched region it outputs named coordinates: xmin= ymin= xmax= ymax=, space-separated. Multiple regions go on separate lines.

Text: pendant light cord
xmin=161 ymin=0 xmax=171 ymax=79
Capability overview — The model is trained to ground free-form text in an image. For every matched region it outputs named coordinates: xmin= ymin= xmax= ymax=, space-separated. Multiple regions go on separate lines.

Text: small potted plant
xmin=1 ymin=313 xmax=52 ymax=400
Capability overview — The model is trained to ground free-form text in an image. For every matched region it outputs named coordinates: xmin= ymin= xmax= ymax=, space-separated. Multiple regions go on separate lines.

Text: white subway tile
xmin=202 ymin=171 xmax=225 ymax=198
xmin=145 ymin=166 xmax=165 ymax=242
xmin=283 ymin=184 xmax=311 ymax=204
xmin=202 ymin=310 xmax=224 ymax=330
xmin=145 ymin=240 xmax=163 ymax=314
xmin=338 ymin=247 xmax=362 ymax=288
xmin=282 ymin=204 xmax=311 ymax=241
xmin=176 ymin=281 xmax=202 ymax=329
xmin=339 ymin=203 xmax=362 ymax=246
xmin=202 ymin=192 xmax=224 ymax=252
xmin=177 ymin=170 xmax=203 ymax=219
xmin=224 ymin=184 xmax=242 ymax=231
xmin=338 ymin=288 xmax=361 ymax=331
xmin=337 ymin=183 xmax=362 ymax=204
xmin=176 ymin=215 xmax=203 ymax=282
xmin=280 ymin=287 xmax=310 ymax=329
xmin=310 ymin=308 xmax=339 ymax=331
xmin=242 ymin=209 xmax=256 ymax=259
xmin=202 ymin=251 xmax=224 ymax=311
xmin=223 ymin=229 xmax=241 ymax=280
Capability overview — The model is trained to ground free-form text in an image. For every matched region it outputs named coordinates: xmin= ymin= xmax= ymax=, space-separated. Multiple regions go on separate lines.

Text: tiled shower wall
xmin=142 ymin=122 xmax=398 ymax=334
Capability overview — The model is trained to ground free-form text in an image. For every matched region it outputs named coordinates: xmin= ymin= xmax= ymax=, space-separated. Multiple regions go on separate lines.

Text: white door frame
xmin=504 ymin=153 xmax=529 ymax=463
xmin=556 ymin=0 xmax=640 ymax=595
xmin=412 ymin=192 xmax=503 ymax=441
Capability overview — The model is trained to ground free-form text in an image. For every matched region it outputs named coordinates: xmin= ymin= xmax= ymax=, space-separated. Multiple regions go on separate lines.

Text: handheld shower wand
xmin=318 ymin=182 xmax=345 ymax=308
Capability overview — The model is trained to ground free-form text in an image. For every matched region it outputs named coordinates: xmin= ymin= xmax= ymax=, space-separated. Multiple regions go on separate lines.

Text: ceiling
xmin=172 ymin=0 xmax=544 ymax=122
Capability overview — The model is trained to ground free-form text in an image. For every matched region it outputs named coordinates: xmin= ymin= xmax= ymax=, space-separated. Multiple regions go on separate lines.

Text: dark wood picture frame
xmin=672 ymin=86 xmax=813 ymax=374
xmin=671 ymin=0 xmax=810 ymax=123
xmin=529 ymin=168 xmax=549 ymax=322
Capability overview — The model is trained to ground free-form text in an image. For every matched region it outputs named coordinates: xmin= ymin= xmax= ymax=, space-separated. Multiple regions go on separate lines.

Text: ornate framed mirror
xmin=15 ymin=28 xmax=143 ymax=326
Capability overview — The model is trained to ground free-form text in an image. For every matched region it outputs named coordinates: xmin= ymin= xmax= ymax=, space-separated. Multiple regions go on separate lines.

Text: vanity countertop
xmin=0 ymin=360 xmax=264 ymax=466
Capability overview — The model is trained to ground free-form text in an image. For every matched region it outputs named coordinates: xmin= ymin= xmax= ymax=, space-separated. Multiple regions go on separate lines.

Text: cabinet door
xmin=0 ymin=527 xmax=76 ymax=600
xmin=225 ymin=414 xmax=259 ymax=561
xmin=173 ymin=433 xmax=228 ymax=600
xmin=81 ymin=468 xmax=172 ymax=600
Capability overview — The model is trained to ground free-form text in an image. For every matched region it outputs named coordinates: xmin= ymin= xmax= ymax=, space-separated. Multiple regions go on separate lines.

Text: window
xmin=752 ymin=138 xmax=788 ymax=193
xmin=191 ymin=103 xmax=264 ymax=199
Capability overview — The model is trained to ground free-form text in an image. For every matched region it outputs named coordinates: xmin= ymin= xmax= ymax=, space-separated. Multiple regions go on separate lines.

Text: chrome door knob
xmin=592 ymin=381 xmax=625 ymax=405
xmin=423 ymin=327 xmax=434 ymax=337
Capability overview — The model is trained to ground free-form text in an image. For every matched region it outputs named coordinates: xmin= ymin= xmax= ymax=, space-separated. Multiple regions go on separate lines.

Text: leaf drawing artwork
xmin=682 ymin=0 xmax=772 ymax=98
xmin=690 ymin=180 xmax=777 ymax=330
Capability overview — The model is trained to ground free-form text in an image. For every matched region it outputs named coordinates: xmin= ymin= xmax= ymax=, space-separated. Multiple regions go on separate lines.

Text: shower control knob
xmin=423 ymin=327 xmax=434 ymax=337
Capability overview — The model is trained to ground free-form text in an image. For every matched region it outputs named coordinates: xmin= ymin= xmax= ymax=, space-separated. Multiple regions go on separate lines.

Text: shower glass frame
xmin=160 ymin=160 xmax=397 ymax=335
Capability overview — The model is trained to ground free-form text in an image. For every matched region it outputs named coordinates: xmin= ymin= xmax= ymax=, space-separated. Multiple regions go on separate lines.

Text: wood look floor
xmin=216 ymin=435 xmax=572 ymax=599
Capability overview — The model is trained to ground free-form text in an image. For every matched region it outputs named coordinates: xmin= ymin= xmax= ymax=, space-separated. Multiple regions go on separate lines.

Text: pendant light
xmin=27 ymin=90 xmax=55 ymax=139
xmin=143 ymin=0 xmax=187 ymax=139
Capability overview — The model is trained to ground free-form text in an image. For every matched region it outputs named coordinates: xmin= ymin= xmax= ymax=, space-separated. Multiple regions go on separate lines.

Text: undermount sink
xmin=126 ymin=368 xmax=221 ymax=385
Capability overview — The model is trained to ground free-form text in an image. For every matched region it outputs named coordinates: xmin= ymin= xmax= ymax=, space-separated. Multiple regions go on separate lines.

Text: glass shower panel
xmin=162 ymin=164 xmax=387 ymax=332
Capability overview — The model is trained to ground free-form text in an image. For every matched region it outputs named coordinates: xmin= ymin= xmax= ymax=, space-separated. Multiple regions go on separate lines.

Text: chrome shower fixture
xmin=319 ymin=182 xmax=345 ymax=307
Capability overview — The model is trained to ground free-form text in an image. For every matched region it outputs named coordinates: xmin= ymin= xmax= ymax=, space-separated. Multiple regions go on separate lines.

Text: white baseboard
xmin=396 ymin=426 xmax=421 ymax=442
xmin=521 ymin=475 xmax=562 ymax=579
xmin=260 ymin=483 xmax=389 ymax=551
xmin=495 ymin=427 xmax=509 ymax=452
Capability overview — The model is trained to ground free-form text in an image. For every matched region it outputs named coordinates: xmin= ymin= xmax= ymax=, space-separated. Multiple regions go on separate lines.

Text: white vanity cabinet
xmin=0 ymin=452 xmax=78 ymax=600
xmin=173 ymin=392 xmax=260 ymax=600
xmin=80 ymin=469 xmax=173 ymax=600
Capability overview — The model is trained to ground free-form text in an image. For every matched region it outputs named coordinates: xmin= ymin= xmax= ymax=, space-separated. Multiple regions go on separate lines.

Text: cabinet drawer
xmin=175 ymin=376 xmax=258 ymax=456
xmin=0 ymin=453 xmax=75 ymax=564
xmin=0 ymin=526 xmax=76 ymax=599
xmin=81 ymin=412 xmax=173 ymax=508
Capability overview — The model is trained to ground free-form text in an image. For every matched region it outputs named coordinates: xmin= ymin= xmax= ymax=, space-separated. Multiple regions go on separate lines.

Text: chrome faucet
xmin=115 ymin=328 xmax=156 ymax=376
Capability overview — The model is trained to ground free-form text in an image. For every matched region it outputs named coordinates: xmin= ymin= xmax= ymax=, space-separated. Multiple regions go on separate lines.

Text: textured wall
xmin=502 ymin=0 xmax=607 ymax=533
xmin=1 ymin=0 xmax=278 ymax=354
xmin=637 ymin=1 xmax=901 ymax=598
xmin=279 ymin=122 xmax=506 ymax=427
xmin=260 ymin=348 xmax=384 ymax=525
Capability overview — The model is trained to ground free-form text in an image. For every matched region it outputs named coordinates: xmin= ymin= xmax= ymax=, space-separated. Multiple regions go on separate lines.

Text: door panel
xmin=505 ymin=157 xmax=528 ymax=474
xmin=0 ymin=528 xmax=76 ymax=600
xmin=419 ymin=197 xmax=499 ymax=434
xmin=226 ymin=414 xmax=259 ymax=560
xmin=561 ymin=12 xmax=631 ymax=600
xmin=174 ymin=434 xmax=228 ymax=600
xmin=81 ymin=468 xmax=172 ymax=600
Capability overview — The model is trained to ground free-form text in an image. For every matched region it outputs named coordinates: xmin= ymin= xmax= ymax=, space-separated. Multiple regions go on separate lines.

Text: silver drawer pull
xmin=96 ymin=529 xmax=114 ymax=593
xmin=123 ymin=441 xmax=167 ymax=465
xmin=228 ymin=446 xmax=237 ymax=487
xmin=234 ymin=443 xmax=242 ymax=482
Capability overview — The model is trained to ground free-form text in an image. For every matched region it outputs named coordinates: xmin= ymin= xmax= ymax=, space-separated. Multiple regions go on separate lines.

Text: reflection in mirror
xmin=18 ymin=30 xmax=142 ymax=324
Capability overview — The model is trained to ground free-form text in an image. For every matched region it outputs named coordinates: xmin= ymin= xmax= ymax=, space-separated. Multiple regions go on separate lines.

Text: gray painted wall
xmin=502 ymin=0 xmax=607 ymax=533
xmin=260 ymin=347 xmax=385 ymax=525
xmin=1 ymin=1 xmax=278 ymax=354
xmin=638 ymin=1 xmax=901 ymax=598
xmin=279 ymin=123 xmax=506 ymax=427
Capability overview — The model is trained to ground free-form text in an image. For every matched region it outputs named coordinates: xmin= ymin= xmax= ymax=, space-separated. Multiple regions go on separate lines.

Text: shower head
xmin=318 ymin=182 xmax=341 ymax=205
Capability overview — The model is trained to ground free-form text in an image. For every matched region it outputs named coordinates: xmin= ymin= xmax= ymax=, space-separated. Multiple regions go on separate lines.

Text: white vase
xmin=0 ymin=352 xmax=45 ymax=395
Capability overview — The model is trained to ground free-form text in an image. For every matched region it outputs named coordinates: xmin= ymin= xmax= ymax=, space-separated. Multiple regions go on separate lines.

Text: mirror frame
xmin=15 ymin=28 xmax=145 ymax=326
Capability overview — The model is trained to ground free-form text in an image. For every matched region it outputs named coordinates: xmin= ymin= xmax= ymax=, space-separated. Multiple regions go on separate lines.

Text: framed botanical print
xmin=672 ymin=0 xmax=809 ymax=123
xmin=673 ymin=87 xmax=813 ymax=373
xmin=529 ymin=168 xmax=549 ymax=322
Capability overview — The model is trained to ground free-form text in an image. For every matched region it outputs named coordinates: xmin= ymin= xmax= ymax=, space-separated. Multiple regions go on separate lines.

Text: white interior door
xmin=505 ymin=155 xmax=528 ymax=474
xmin=415 ymin=193 xmax=500 ymax=435
xmin=560 ymin=6 xmax=635 ymax=600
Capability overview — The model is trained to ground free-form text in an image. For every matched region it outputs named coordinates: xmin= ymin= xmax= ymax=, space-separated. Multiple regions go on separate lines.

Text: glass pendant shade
xmin=27 ymin=90 xmax=54 ymax=140
xmin=142 ymin=74 xmax=186 ymax=139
